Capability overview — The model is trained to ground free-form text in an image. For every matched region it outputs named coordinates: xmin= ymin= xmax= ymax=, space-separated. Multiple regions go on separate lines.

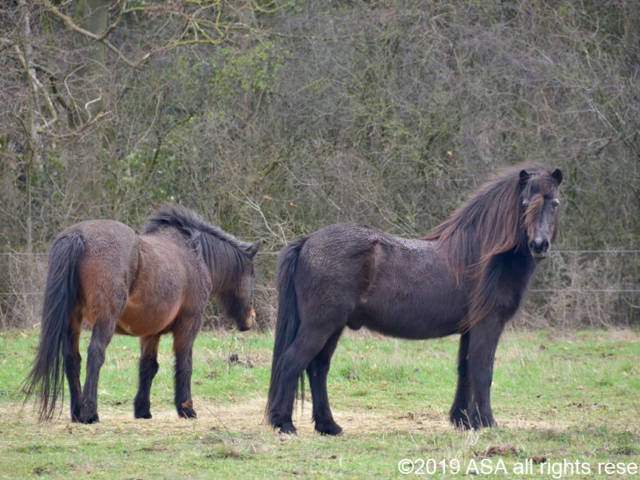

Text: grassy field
xmin=0 ymin=328 xmax=639 ymax=479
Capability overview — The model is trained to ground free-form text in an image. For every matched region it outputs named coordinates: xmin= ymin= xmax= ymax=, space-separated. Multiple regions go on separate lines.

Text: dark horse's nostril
xmin=541 ymin=240 xmax=549 ymax=252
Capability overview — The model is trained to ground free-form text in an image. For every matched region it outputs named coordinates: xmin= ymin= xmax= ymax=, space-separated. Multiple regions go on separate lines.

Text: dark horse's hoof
xmin=77 ymin=412 xmax=100 ymax=424
xmin=278 ymin=423 xmax=298 ymax=435
xmin=450 ymin=410 xmax=495 ymax=430
xmin=450 ymin=406 xmax=475 ymax=430
xmin=471 ymin=415 xmax=495 ymax=430
xmin=450 ymin=415 xmax=472 ymax=430
xmin=135 ymin=412 xmax=153 ymax=420
xmin=315 ymin=420 xmax=343 ymax=436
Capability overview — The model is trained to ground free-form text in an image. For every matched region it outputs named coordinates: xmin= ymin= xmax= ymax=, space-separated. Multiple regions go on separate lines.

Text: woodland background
xmin=1 ymin=0 xmax=639 ymax=329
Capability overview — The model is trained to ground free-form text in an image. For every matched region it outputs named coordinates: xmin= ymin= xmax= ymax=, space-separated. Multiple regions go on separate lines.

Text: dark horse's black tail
xmin=23 ymin=232 xmax=85 ymax=421
xmin=266 ymin=237 xmax=307 ymax=420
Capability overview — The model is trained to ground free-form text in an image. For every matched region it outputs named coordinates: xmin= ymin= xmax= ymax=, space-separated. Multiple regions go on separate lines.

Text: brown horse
xmin=24 ymin=205 xmax=261 ymax=423
xmin=267 ymin=165 xmax=562 ymax=434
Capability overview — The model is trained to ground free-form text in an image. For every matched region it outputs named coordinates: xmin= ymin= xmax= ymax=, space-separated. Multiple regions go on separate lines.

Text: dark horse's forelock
xmin=143 ymin=204 xmax=252 ymax=289
xmin=424 ymin=165 xmax=558 ymax=331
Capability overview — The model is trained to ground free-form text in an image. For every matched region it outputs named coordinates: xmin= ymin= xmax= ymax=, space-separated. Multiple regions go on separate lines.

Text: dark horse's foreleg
xmin=64 ymin=310 xmax=82 ymax=422
xmin=173 ymin=317 xmax=201 ymax=419
xmin=270 ymin=327 xmax=338 ymax=435
xmin=462 ymin=317 xmax=505 ymax=429
xmin=307 ymin=328 xmax=344 ymax=435
xmin=78 ymin=319 xmax=117 ymax=424
xmin=134 ymin=335 xmax=161 ymax=419
xmin=449 ymin=331 xmax=471 ymax=428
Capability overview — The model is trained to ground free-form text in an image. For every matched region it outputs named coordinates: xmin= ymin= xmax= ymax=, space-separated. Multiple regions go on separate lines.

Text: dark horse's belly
xmin=351 ymin=248 xmax=468 ymax=340
xmin=353 ymin=296 xmax=466 ymax=340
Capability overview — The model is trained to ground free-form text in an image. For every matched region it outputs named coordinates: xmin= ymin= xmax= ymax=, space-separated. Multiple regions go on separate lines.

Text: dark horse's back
xmin=295 ymin=223 xmax=466 ymax=339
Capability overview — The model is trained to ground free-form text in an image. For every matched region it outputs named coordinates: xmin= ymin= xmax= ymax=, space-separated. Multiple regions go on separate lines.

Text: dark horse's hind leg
xmin=449 ymin=331 xmax=471 ymax=428
xmin=173 ymin=317 xmax=201 ymax=419
xmin=269 ymin=327 xmax=340 ymax=435
xmin=64 ymin=310 xmax=83 ymax=422
xmin=459 ymin=316 xmax=505 ymax=429
xmin=307 ymin=328 xmax=344 ymax=435
xmin=134 ymin=335 xmax=161 ymax=419
xmin=78 ymin=319 xmax=117 ymax=424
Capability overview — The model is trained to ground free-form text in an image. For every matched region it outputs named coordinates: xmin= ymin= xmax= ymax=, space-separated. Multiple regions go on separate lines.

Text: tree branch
xmin=40 ymin=0 xmax=153 ymax=69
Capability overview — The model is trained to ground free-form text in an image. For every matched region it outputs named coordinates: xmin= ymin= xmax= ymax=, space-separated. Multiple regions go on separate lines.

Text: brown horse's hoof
xmin=177 ymin=399 xmax=197 ymax=419
xmin=178 ymin=409 xmax=197 ymax=419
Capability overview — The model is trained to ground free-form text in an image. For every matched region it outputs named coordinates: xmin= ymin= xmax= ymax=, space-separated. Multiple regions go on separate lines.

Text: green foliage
xmin=209 ymin=41 xmax=288 ymax=101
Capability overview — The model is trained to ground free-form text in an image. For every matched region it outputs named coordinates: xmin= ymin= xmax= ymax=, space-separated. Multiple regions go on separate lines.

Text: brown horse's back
xmin=70 ymin=220 xmax=205 ymax=336
xmin=70 ymin=220 xmax=140 ymax=328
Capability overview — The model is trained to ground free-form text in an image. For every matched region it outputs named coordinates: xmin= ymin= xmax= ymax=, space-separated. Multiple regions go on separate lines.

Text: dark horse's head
xmin=425 ymin=165 xmax=563 ymax=330
xmin=144 ymin=205 xmax=262 ymax=331
xmin=519 ymin=168 xmax=562 ymax=259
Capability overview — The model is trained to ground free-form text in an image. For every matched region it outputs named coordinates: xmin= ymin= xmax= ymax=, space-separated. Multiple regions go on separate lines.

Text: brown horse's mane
xmin=424 ymin=164 xmax=559 ymax=331
xmin=143 ymin=204 xmax=253 ymax=290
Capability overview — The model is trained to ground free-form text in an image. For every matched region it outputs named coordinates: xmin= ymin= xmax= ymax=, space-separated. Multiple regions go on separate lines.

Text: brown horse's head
xmin=520 ymin=168 xmax=563 ymax=260
xmin=143 ymin=205 xmax=263 ymax=332
xmin=219 ymin=241 xmax=262 ymax=331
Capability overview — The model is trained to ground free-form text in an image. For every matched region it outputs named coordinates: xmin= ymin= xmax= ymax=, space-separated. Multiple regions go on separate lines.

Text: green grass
xmin=0 ymin=328 xmax=639 ymax=478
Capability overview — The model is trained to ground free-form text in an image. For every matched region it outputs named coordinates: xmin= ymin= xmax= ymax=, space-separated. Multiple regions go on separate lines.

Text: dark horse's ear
xmin=245 ymin=240 xmax=262 ymax=258
xmin=519 ymin=169 xmax=530 ymax=184
xmin=552 ymin=168 xmax=563 ymax=185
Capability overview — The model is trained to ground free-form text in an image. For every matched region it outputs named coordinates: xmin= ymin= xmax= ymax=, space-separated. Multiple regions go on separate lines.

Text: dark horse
xmin=24 ymin=205 xmax=261 ymax=423
xmin=267 ymin=165 xmax=562 ymax=434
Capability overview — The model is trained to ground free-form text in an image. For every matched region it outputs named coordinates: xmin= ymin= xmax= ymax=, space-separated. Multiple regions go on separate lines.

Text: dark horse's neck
xmin=490 ymin=248 xmax=539 ymax=321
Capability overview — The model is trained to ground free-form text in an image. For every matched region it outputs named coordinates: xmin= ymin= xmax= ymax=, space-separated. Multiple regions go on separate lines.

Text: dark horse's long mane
xmin=424 ymin=165 xmax=559 ymax=331
xmin=143 ymin=204 xmax=253 ymax=289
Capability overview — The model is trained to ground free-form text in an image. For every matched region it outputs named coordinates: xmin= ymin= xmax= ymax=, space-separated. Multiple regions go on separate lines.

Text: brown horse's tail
xmin=266 ymin=237 xmax=306 ymax=420
xmin=23 ymin=232 xmax=85 ymax=421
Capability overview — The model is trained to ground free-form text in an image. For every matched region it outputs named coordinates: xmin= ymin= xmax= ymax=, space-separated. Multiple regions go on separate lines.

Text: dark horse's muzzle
xmin=529 ymin=238 xmax=550 ymax=258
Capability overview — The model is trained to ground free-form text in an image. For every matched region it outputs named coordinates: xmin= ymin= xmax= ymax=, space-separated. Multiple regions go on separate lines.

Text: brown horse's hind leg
xmin=449 ymin=331 xmax=471 ymax=429
xmin=78 ymin=319 xmax=117 ymax=423
xmin=64 ymin=310 xmax=83 ymax=422
xmin=78 ymin=285 xmax=126 ymax=424
xmin=134 ymin=335 xmax=161 ymax=419
xmin=306 ymin=328 xmax=344 ymax=435
xmin=172 ymin=315 xmax=202 ymax=419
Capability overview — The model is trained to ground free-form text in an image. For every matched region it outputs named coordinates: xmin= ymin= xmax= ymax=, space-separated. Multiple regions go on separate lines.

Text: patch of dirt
xmin=1 ymin=399 xmax=623 ymax=439
xmin=476 ymin=444 xmax=519 ymax=457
